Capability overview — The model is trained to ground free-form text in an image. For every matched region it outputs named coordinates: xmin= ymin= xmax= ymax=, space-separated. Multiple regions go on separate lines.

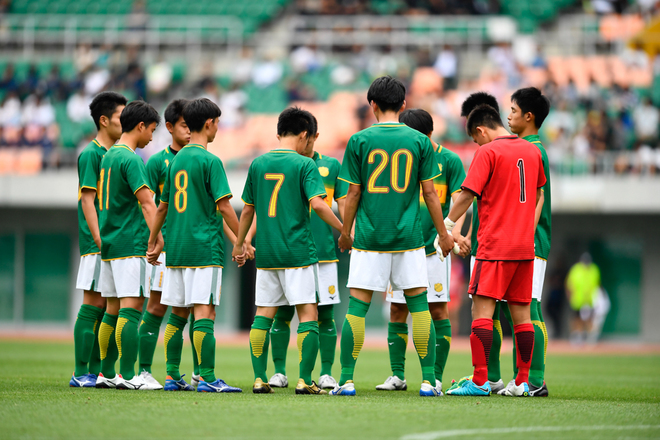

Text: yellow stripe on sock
xmin=297 ymin=331 xmax=309 ymax=363
xmin=541 ymin=322 xmax=548 ymax=364
xmin=410 ymin=311 xmax=432 ymax=359
xmin=346 ymin=314 xmax=365 ymax=360
xmin=193 ymin=331 xmax=205 ymax=366
xmin=98 ymin=322 xmax=114 ymax=361
xmin=397 ymin=333 xmax=408 ymax=343
xmin=493 ymin=319 xmax=503 ymax=341
xmin=163 ymin=324 xmax=180 ymax=363
xmin=250 ymin=328 xmax=268 ymax=358
xmin=285 ymin=321 xmax=291 ymax=327
xmin=116 ymin=317 xmax=128 ymax=359
xmin=532 ymin=320 xmax=545 ymax=366
xmin=444 ymin=335 xmax=452 ymax=344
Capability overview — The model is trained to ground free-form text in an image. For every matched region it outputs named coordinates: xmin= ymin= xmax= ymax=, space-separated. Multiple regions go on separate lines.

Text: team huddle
xmin=71 ymin=75 xmax=551 ymax=397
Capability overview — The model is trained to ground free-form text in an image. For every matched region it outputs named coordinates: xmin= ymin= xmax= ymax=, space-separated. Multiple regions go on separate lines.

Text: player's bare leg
xmin=138 ymin=290 xmax=166 ymax=387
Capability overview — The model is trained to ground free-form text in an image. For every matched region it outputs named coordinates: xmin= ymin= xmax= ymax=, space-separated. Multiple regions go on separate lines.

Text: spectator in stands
xmin=252 ymin=52 xmax=284 ymax=88
xmin=67 ymin=88 xmax=92 ymax=123
xmin=74 ymin=44 xmax=98 ymax=74
xmin=433 ymin=45 xmax=458 ymax=90
xmin=22 ymin=93 xmax=55 ymax=128
xmin=44 ymin=65 xmax=68 ymax=101
xmin=0 ymin=91 xmax=22 ymax=127
xmin=146 ymin=56 xmax=173 ymax=99
xmin=0 ymin=63 xmax=18 ymax=93
xmin=20 ymin=65 xmax=39 ymax=98
xmin=290 ymin=45 xmax=325 ymax=74
xmin=219 ymin=83 xmax=248 ymax=129
xmin=633 ymin=97 xmax=659 ymax=145
xmin=585 ymin=110 xmax=609 ymax=151
xmin=0 ymin=125 xmax=22 ymax=148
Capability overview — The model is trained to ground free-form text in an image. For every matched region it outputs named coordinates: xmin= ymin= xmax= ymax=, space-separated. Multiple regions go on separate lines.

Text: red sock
xmin=470 ymin=318 xmax=493 ymax=386
xmin=514 ymin=323 xmax=535 ymax=386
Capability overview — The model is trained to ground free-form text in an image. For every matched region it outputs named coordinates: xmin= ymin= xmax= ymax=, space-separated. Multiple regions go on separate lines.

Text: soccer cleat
xmin=318 ymin=374 xmax=337 ymax=389
xmin=446 ymin=378 xmax=491 ymax=396
xmin=434 ymin=380 xmax=444 ymax=396
xmin=252 ymin=378 xmax=274 ymax=394
xmin=375 ymin=375 xmax=407 ymax=391
xmin=164 ymin=375 xmax=194 ymax=391
xmin=446 ymin=375 xmax=471 ymax=393
xmin=191 ymin=373 xmax=201 ymax=389
xmin=329 ymin=380 xmax=356 ymax=396
xmin=497 ymin=379 xmax=515 ymax=396
xmin=197 ymin=378 xmax=242 ymax=393
xmin=529 ymin=382 xmax=549 ymax=397
xmin=115 ymin=374 xmax=147 ymax=390
xmin=295 ymin=379 xmax=327 ymax=395
xmin=268 ymin=373 xmax=288 ymax=388
xmin=419 ymin=380 xmax=440 ymax=397
xmin=139 ymin=371 xmax=164 ymax=390
xmin=489 ymin=379 xmax=505 ymax=394
xmin=69 ymin=373 xmax=96 ymax=388
xmin=95 ymin=373 xmax=121 ymax=389
xmin=503 ymin=381 xmax=530 ymax=397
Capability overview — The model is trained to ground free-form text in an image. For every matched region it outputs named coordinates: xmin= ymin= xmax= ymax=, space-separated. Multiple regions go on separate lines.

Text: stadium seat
xmin=16 ymin=148 xmax=43 ymax=175
xmin=0 ymin=149 xmax=18 ymax=175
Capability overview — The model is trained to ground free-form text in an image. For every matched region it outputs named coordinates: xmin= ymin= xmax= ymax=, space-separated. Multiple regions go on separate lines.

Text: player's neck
xmin=277 ymin=137 xmax=299 ymax=151
xmin=116 ymin=133 xmax=138 ymax=151
xmin=95 ymin=130 xmax=117 ymax=150
xmin=169 ymin=140 xmax=184 ymax=152
xmin=375 ymin=110 xmax=400 ymax=124
xmin=492 ymin=127 xmax=512 ymax=139
xmin=517 ymin=126 xmax=538 ymax=139
xmin=188 ymin=132 xmax=208 ymax=149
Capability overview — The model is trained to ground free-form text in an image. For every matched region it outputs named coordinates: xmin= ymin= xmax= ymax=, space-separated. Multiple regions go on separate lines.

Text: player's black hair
xmin=399 ymin=109 xmax=433 ymax=135
xmin=460 ymin=92 xmax=499 ymax=118
xmin=309 ymin=113 xmax=318 ymax=137
xmin=466 ymin=104 xmax=504 ymax=135
xmin=277 ymin=106 xmax=314 ymax=138
xmin=164 ymin=98 xmax=189 ymax=126
xmin=89 ymin=91 xmax=127 ymax=130
xmin=120 ymin=100 xmax=160 ymax=133
xmin=183 ymin=98 xmax=222 ymax=133
xmin=367 ymin=75 xmax=406 ymax=113
xmin=511 ymin=87 xmax=551 ymax=129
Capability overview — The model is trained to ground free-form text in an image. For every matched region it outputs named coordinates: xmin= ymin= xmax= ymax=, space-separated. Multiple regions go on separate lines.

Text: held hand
xmin=232 ymin=243 xmax=246 ymax=267
xmin=434 ymin=232 xmax=457 ymax=261
xmin=454 ymin=234 xmax=471 ymax=258
xmin=338 ymin=233 xmax=353 ymax=252
xmin=245 ymin=242 xmax=256 ymax=260
xmin=147 ymin=236 xmax=164 ymax=265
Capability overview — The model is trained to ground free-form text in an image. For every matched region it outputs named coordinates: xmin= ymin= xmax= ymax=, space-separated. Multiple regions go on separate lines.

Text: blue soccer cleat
xmin=419 ymin=380 xmax=440 ymax=397
xmin=329 ymin=380 xmax=356 ymax=396
xmin=197 ymin=378 xmax=242 ymax=393
xmin=70 ymin=373 xmax=96 ymax=388
xmin=164 ymin=374 xmax=195 ymax=391
xmin=446 ymin=378 xmax=491 ymax=396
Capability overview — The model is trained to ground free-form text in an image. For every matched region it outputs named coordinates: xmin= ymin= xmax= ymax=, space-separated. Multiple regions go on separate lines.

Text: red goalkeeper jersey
xmin=461 ymin=135 xmax=546 ymax=261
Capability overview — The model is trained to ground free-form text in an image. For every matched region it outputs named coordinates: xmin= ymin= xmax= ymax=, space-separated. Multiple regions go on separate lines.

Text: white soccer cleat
xmin=191 ymin=373 xmax=201 ymax=389
xmin=329 ymin=381 xmax=356 ymax=396
xmin=375 ymin=375 xmax=407 ymax=391
xmin=420 ymin=381 xmax=440 ymax=397
xmin=268 ymin=373 xmax=289 ymax=388
xmin=318 ymin=374 xmax=337 ymax=389
xmin=139 ymin=370 xmax=164 ymax=390
xmin=503 ymin=380 xmax=529 ymax=397
xmin=95 ymin=373 xmax=121 ymax=389
xmin=497 ymin=379 xmax=515 ymax=395
xmin=435 ymin=380 xmax=444 ymax=396
xmin=489 ymin=379 xmax=505 ymax=394
xmin=115 ymin=374 xmax=147 ymax=390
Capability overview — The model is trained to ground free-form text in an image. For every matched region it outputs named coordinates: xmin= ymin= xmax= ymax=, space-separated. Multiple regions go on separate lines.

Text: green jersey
xmin=145 ymin=146 xmax=178 ymax=243
xmin=160 ymin=144 xmax=232 ymax=268
xmin=310 ymin=152 xmax=348 ymax=263
xmin=524 ymin=134 xmax=551 ymax=259
xmin=77 ymin=139 xmax=106 ymax=256
xmin=339 ymin=122 xmax=440 ymax=252
xmin=419 ymin=145 xmax=466 ymax=256
xmin=98 ymin=145 xmax=151 ymax=260
xmin=242 ymin=149 xmax=327 ymax=270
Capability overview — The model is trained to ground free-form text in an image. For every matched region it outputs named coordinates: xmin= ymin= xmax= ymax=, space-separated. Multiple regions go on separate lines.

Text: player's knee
xmin=147 ymin=300 xmax=167 ymax=317
xmin=83 ymin=290 xmax=106 ymax=309
xmin=390 ymin=303 xmax=408 ymax=323
xmin=429 ymin=303 xmax=448 ymax=321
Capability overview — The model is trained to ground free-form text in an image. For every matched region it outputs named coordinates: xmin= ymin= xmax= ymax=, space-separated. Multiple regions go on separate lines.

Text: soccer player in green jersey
xmin=377 ymin=108 xmax=467 ymax=395
xmin=147 ymin=98 xmax=242 ymax=393
xmin=266 ymin=114 xmax=348 ymax=390
xmin=232 ymin=107 xmax=343 ymax=395
xmin=136 ymin=99 xmax=190 ymax=390
xmin=71 ymin=91 xmax=126 ymax=388
xmin=97 ymin=100 xmax=163 ymax=390
xmin=331 ymin=76 xmax=456 ymax=397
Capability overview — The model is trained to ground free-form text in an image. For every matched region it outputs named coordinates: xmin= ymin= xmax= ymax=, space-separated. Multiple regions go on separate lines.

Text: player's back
xmin=245 ymin=149 xmax=325 ymax=269
xmin=77 ymin=139 xmax=106 ymax=256
xmin=162 ymin=145 xmax=229 ymax=268
xmin=340 ymin=122 xmax=439 ymax=252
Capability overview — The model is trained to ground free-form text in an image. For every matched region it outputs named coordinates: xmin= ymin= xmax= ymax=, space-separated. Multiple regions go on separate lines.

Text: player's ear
xmin=137 ymin=121 xmax=145 ymax=132
xmin=315 ymin=132 xmax=320 ymax=140
xmin=276 ymin=134 xmax=281 ymax=141
xmin=399 ymin=100 xmax=406 ymax=113
xmin=526 ymin=112 xmax=534 ymax=123
xmin=99 ymin=115 xmax=109 ymax=128
xmin=165 ymin=121 xmax=174 ymax=134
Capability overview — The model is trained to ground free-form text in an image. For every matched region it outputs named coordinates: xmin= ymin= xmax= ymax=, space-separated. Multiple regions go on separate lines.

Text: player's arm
xmin=450 ymin=191 xmax=470 ymax=256
xmin=136 ymin=187 xmax=164 ymax=262
xmin=243 ymin=215 xmax=257 ymax=260
xmin=461 ymin=214 xmax=473 ymax=258
xmin=223 ymin=219 xmax=237 ymax=245
xmin=310 ymin=195 xmax=343 ymax=232
xmin=232 ymin=204 xmax=255 ymax=266
xmin=338 ymin=184 xmax=360 ymax=252
xmin=534 ymin=188 xmax=544 ymax=232
xmin=422 ymin=179 xmax=455 ymax=257
xmin=80 ymin=188 xmax=101 ymax=250
xmin=336 ymin=197 xmax=346 ymax=221
xmin=217 ymin=197 xmax=239 ymax=236
xmin=147 ymin=201 xmax=168 ymax=264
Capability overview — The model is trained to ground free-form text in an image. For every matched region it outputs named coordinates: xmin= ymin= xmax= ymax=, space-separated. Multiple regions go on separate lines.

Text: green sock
xmin=138 ymin=311 xmax=163 ymax=374
xmin=73 ymin=304 xmax=103 ymax=376
xmin=529 ymin=299 xmax=545 ymax=387
xmin=318 ymin=305 xmax=337 ymax=377
xmin=488 ymin=301 xmax=503 ymax=382
xmin=339 ymin=296 xmax=370 ymax=385
xmin=250 ymin=316 xmax=273 ymax=382
xmin=405 ymin=292 xmax=436 ymax=384
xmin=433 ymin=319 xmax=451 ymax=383
xmin=88 ymin=317 xmax=102 ymax=376
xmin=189 ymin=313 xmax=199 ymax=377
xmin=298 ymin=320 xmax=320 ymax=386
xmin=98 ymin=313 xmax=118 ymax=378
xmin=271 ymin=305 xmax=294 ymax=376
xmin=501 ymin=302 xmax=517 ymax=378
xmin=116 ymin=308 xmax=142 ymax=380
xmin=538 ymin=301 xmax=548 ymax=380
xmin=387 ymin=322 xmax=408 ymax=380
xmin=164 ymin=313 xmax=188 ymax=381
xmin=193 ymin=318 xmax=216 ymax=383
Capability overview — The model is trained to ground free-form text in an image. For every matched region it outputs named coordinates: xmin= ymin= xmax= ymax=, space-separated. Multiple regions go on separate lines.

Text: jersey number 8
xmin=174 ymin=170 xmax=188 ymax=213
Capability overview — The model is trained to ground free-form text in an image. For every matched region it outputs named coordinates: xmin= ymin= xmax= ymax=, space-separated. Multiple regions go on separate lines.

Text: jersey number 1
xmin=517 ymin=159 xmax=526 ymax=203
xmin=265 ymin=173 xmax=285 ymax=217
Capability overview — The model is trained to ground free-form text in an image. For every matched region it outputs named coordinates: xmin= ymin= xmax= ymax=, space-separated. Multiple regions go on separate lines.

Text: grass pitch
xmin=0 ymin=340 xmax=658 ymax=439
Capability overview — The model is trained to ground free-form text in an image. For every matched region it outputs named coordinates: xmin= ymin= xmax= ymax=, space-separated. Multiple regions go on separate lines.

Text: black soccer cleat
xmin=529 ymin=382 xmax=549 ymax=397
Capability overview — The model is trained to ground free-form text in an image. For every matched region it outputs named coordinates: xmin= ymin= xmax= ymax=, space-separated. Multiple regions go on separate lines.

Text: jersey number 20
xmin=367 ymin=149 xmax=413 ymax=194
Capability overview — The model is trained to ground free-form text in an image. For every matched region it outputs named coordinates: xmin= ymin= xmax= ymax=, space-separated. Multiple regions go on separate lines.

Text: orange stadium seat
xmin=547 ymin=56 xmax=569 ymax=87
xmin=0 ymin=148 xmax=18 ymax=174
xmin=589 ymin=56 xmax=613 ymax=88
xmin=410 ymin=67 xmax=442 ymax=97
xmin=16 ymin=148 xmax=43 ymax=175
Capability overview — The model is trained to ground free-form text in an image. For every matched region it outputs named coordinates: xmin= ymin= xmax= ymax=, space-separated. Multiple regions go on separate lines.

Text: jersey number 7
xmin=265 ymin=173 xmax=285 ymax=217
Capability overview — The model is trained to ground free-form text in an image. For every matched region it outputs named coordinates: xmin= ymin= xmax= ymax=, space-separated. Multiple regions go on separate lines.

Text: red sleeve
xmin=537 ymin=153 xmax=547 ymax=188
xmin=461 ymin=146 xmax=492 ymax=198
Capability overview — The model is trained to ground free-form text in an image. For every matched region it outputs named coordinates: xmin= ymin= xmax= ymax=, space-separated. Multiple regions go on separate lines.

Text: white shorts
xmin=161 ymin=267 xmax=222 ymax=308
xmin=318 ymin=262 xmax=340 ymax=306
xmin=387 ymin=254 xmax=451 ymax=304
xmin=347 ymin=248 xmax=427 ymax=292
xmin=150 ymin=253 xmax=166 ymax=292
xmin=76 ymin=253 xmax=102 ymax=292
xmin=100 ymin=257 xmax=150 ymax=299
xmin=255 ymin=264 xmax=319 ymax=307
xmin=532 ymin=257 xmax=547 ymax=301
